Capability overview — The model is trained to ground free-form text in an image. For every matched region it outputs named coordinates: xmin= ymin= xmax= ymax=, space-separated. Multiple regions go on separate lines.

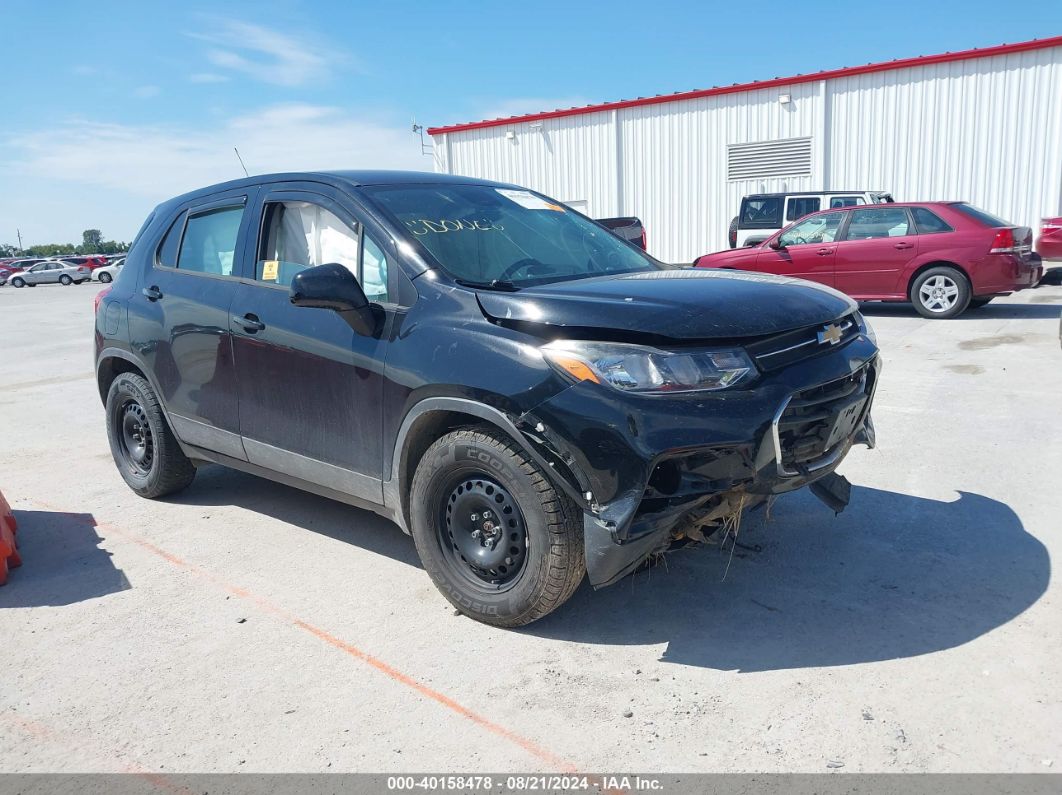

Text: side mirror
xmin=290 ymin=263 xmax=378 ymax=336
xmin=768 ymin=237 xmax=785 ymax=250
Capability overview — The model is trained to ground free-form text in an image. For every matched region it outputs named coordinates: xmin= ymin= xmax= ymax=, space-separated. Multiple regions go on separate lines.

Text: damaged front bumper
xmin=518 ymin=337 xmax=881 ymax=588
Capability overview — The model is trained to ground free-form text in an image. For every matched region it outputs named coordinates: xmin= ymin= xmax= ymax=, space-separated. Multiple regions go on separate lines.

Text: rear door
xmin=834 ymin=206 xmax=918 ymax=297
xmin=756 ymin=210 xmax=846 ymax=286
xmin=131 ymin=189 xmax=255 ymax=460
xmin=228 ymin=184 xmax=393 ymax=502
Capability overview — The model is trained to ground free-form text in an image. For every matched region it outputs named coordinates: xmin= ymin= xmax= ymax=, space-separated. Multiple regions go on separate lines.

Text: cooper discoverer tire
xmin=910 ymin=266 xmax=971 ymax=319
xmin=106 ymin=372 xmax=196 ymax=498
xmin=409 ymin=427 xmax=585 ymax=627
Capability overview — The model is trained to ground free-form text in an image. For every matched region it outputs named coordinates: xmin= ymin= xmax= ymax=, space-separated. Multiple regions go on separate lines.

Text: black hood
xmin=475 ymin=268 xmax=856 ymax=341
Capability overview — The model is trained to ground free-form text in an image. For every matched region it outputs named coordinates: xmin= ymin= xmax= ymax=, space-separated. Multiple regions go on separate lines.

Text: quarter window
xmin=786 ymin=197 xmax=820 ymax=221
xmin=361 ymin=233 xmax=389 ymax=302
xmin=911 ymin=207 xmax=954 ymax=234
xmin=845 ymin=208 xmax=911 ymax=240
xmin=176 ymin=206 xmax=244 ymax=276
xmin=257 ymin=201 xmax=359 ymax=287
xmin=779 ymin=211 xmax=845 ymax=246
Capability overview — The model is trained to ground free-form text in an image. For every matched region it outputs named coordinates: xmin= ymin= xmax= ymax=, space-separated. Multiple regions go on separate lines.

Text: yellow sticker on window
xmin=262 ymin=260 xmax=279 ymax=281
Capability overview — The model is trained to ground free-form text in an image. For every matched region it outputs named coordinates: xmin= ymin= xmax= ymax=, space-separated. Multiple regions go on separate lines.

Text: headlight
xmin=541 ymin=340 xmax=754 ymax=393
xmin=857 ymin=312 xmax=877 ymax=345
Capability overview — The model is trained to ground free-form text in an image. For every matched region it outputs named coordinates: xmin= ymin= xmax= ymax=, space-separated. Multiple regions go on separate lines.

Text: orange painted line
xmin=33 ymin=503 xmax=579 ymax=774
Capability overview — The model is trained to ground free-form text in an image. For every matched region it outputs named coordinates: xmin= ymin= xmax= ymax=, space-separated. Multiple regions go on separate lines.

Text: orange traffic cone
xmin=0 ymin=489 xmax=19 ymax=585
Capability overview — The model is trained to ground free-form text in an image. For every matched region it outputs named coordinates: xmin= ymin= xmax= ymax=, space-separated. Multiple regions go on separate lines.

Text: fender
xmin=96 ymin=346 xmax=165 ymax=406
xmin=384 ymin=396 xmax=590 ymax=534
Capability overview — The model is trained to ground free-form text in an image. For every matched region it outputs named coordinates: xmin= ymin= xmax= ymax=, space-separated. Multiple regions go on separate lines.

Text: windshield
xmin=363 ymin=184 xmax=662 ymax=287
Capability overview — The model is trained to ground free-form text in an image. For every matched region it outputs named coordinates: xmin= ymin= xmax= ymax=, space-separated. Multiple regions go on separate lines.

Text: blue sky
xmin=2 ymin=0 xmax=1059 ymax=245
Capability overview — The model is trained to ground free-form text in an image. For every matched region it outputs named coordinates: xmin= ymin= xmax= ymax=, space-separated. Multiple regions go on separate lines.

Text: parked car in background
xmin=60 ymin=255 xmax=109 ymax=271
xmin=730 ymin=191 xmax=894 ymax=249
xmin=95 ymin=170 xmax=880 ymax=627
xmin=697 ymin=202 xmax=1043 ymax=319
xmin=7 ymin=260 xmax=92 ymax=287
xmin=1036 ymin=216 xmax=1062 ymax=261
xmin=597 ymin=216 xmax=647 ymax=250
xmin=0 ymin=259 xmax=45 ymax=285
xmin=93 ymin=258 xmax=124 ymax=282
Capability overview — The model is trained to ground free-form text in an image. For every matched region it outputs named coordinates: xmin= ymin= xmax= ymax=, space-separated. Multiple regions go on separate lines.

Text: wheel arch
xmin=96 ymin=348 xmax=156 ymax=406
xmin=905 ymin=260 xmax=971 ymax=298
xmin=385 ymin=397 xmax=587 ymax=535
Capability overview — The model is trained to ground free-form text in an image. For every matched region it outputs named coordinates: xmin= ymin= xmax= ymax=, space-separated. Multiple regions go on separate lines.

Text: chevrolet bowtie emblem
xmin=817 ymin=323 xmax=843 ymax=345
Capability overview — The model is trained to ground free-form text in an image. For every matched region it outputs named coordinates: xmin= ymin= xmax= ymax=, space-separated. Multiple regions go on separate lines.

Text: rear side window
xmin=830 ymin=196 xmax=864 ymax=208
xmin=177 ymin=206 xmax=244 ymax=276
xmin=740 ymin=197 xmax=783 ymax=227
xmin=912 ymin=207 xmax=954 ymax=234
xmin=845 ymin=208 xmax=911 ymax=240
xmin=952 ymin=203 xmax=1012 ymax=228
xmin=786 ymin=197 xmax=820 ymax=221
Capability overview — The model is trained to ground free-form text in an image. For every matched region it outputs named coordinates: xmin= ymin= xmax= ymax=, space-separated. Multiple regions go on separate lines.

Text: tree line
xmin=1 ymin=229 xmax=129 ymax=258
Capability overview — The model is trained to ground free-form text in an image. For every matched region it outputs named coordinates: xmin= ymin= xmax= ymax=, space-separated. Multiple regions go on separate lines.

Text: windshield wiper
xmin=454 ymin=278 xmax=520 ymax=292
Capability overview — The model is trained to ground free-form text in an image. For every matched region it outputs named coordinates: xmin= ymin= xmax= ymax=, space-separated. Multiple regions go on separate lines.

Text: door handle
xmin=894 ymin=242 xmax=914 ymax=250
xmin=817 ymin=248 xmax=834 ymax=256
xmin=142 ymin=285 xmax=163 ymax=301
xmin=233 ymin=313 xmax=265 ymax=332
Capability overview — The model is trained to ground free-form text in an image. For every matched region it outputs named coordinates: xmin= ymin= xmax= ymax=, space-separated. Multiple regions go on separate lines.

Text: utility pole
xmin=16 ymin=228 xmax=23 ymax=253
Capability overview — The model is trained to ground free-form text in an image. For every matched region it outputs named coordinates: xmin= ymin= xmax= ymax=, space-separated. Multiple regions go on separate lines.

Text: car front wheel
xmin=911 ymin=266 xmax=971 ymax=319
xmin=409 ymin=427 xmax=585 ymax=627
xmin=11 ymin=278 xmax=24 ymax=288
xmin=106 ymin=372 xmax=196 ymax=498
xmin=99 ymin=272 xmax=113 ymax=283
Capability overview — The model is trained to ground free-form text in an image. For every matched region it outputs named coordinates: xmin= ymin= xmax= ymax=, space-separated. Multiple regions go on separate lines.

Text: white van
xmin=730 ymin=191 xmax=894 ymax=248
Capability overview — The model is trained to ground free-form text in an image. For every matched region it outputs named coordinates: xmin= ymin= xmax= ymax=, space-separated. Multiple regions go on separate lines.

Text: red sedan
xmin=695 ymin=202 xmax=1043 ymax=318
xmin=1036 ymin=216 xmax=1062 ymax=261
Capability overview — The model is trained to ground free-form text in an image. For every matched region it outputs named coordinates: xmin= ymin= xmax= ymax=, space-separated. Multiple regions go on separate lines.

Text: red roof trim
xmin=427 ymin=36 xmax=1062 ymax=136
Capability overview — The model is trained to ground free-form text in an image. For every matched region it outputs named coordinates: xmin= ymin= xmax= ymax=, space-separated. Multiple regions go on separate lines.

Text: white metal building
xmin=429 ymin=37 xmax=1062 ymax=264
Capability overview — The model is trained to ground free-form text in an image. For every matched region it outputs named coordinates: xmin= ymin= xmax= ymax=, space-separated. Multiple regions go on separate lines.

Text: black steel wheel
xmin=106 ymin=372 xmax=196 ymax=498
xmin=439 ymin=474 xmax=528 ymax=590
xmin=409 ymin=427 xmax=584 ymax=627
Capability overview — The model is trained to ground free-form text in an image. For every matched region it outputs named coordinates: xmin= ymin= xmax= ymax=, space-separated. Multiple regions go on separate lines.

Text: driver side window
xmin=257 ymin=201 xmax=360 ymax=287
xmin=779 ymin=211 xmax=845 ymax=247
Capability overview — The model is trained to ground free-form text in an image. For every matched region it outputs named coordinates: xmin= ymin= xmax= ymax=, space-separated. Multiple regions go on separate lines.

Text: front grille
xmin=746 ymin=315 xmax=859 ymax=371
xmin=776 ymin=366 xmax=873 ymax=474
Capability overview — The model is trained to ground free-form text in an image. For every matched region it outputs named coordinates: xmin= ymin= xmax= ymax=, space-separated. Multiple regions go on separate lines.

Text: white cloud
xmin=1 ymin=104 xmax=429 ymax=244
xmin=189 ymin=72 xmax=229 ymax=84
xmin=188 ymin=18 xmax=343 ymax=87
xmin=133 ymin=85 xmax=161 ymax=99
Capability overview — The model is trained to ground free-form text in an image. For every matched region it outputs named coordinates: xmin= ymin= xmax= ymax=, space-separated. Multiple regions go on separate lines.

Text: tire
xmin=968 ymin=297 xmax=994 ymax=309
xmin=105 ymin=372 xmax=196 ymax=498
xmin=910 ymin=266 xmax=971 ymax=319
xmin=409 ymin=427 xmax=585 ymax=627
xmin=728 ymin=216 xmax=739 ymax=249
xmin=11 ymin=277 xmax=24 ymax=288
xmin=59 ymin=275 xmax=73 ymax=285
xmin=99 ymin=272 xmax=113 ymax=283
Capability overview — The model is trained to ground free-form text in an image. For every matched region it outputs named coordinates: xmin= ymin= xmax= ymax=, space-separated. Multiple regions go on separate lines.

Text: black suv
xmin=95 ymin=171 xmax=880 ymax=626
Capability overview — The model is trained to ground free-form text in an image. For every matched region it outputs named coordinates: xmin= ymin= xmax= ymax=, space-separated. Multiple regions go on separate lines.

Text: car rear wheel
xmin=99 ymin=272 xmax=113 ymax=283
xmin=11 ymin=278 xmax=24 ymax=288
xmin=910 ymin=266 xmax=971 ymax=319
xmin=968 ymin=297 xmax=994 ymax=309
xmin=106 ymin=372 xmax=196 ymax=498
xmin=409 ymin=427 xmax=585 ymax=627
xmin=59 ymin=275 xmax=73 ymax=285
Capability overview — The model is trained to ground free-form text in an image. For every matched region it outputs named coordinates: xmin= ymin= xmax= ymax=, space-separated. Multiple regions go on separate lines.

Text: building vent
xmin=727 ymin=137 xmax=812 ymax=181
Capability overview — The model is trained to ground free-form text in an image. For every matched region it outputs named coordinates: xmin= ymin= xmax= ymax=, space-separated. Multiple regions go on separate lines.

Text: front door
xmin=834 ymin=206 xmax=918 ymax=297
xmin=229 ymin=187 xmax=394 ymax=503
xmin=756 ymin=210 xmax=846 ymax=287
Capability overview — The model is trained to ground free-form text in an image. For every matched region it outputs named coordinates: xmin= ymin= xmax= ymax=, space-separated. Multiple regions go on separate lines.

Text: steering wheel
xmin=787 ymin=236 xmax=808 ymax=247
xmin=496 ymin=257 xmax=548 ymax=282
